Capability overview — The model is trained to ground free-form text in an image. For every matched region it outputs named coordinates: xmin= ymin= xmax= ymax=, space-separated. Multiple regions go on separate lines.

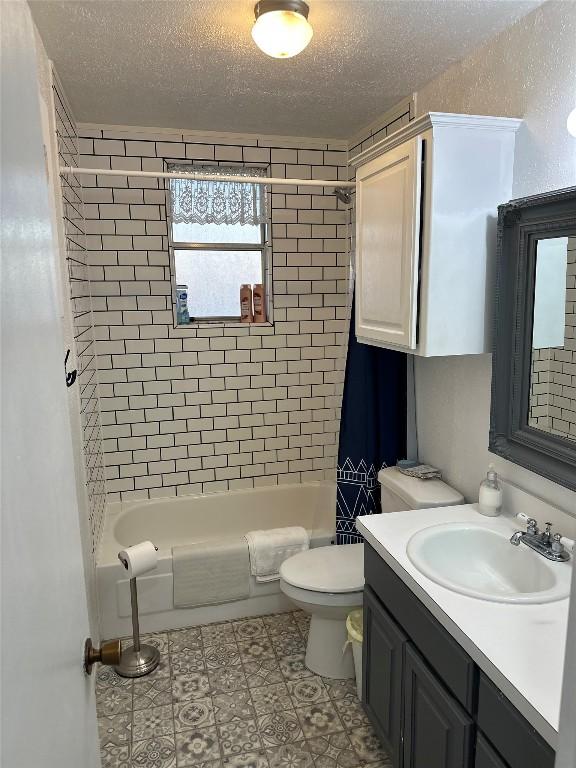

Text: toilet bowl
xmin=279 ymin=543 xmax=364 ymax=679
xmin=279 ymin=467 xmax=465 ymax=679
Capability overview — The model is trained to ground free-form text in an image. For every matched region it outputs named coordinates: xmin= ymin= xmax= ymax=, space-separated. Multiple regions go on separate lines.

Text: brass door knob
xmin=84 ymin=637 xmax=122 ymax=675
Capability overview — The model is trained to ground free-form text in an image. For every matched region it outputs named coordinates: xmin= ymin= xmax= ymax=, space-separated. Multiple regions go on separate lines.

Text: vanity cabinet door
xmin=475 ymin=733 xmax=508 ymax=768
xmin=363 ymin=587 xmax=407 ymax=767
xmin=355 ymin=136 xmax=423 ymax=350
xmin=476 ymin=673 xmax=555 ymax=768
xmin=403 ymin=644 xmax=474 ymax=768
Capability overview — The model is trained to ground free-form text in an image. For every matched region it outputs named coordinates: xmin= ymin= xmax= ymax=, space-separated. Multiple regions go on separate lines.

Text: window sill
xmin=172 ymin=320 xmax=274 ymax=336
xmin=174 ymin=320 xmax=273 ymax=330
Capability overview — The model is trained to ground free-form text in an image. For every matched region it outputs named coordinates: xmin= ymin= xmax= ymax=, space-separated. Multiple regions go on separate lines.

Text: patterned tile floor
xmin=96 ymin=610 xmax=392 ymax=768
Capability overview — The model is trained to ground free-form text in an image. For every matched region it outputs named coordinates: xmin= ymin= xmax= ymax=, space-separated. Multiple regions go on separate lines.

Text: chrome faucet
xmin=510 ymin=518 xmax=570 ymax=562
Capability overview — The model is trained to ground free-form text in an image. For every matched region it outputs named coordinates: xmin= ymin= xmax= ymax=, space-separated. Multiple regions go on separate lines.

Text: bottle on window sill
xmin=253 ymin=283 xmax=266 ymax=323
xmin=176 ymin=284 xmax=190 ymax=325
xmin=240 ymin=284 xmax=253 ymax=323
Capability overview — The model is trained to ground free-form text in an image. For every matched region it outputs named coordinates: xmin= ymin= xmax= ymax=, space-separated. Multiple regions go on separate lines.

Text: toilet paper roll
xmin=118 ymin=541 xmax=158 ymax=578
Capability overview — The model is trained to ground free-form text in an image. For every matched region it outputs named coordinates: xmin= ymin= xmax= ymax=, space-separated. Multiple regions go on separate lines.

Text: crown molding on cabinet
xmin=349 ymin=112 xmax=523 ymax=167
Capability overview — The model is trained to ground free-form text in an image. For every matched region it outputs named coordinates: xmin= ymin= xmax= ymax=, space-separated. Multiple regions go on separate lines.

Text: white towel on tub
xmin=245 ymin=526 xmax=309 ymax=583
xmin=172 ymin=537 xmax=250 ymax=608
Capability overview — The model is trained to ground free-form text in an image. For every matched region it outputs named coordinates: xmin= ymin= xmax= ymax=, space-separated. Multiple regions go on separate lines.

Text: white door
xmin=355 ymin=136 xmax=423 ymax=350
xmin=1 ymin=3 xmax=101 ymax=767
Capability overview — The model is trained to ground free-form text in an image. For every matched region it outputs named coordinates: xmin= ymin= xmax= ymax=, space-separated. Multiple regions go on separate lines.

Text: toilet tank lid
xmin=378 ymin=467 xmax=464 ymax=509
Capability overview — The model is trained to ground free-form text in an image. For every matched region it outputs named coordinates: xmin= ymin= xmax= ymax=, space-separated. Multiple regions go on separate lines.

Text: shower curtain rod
xmin=59 ymin=166 xmax=356 ymax=189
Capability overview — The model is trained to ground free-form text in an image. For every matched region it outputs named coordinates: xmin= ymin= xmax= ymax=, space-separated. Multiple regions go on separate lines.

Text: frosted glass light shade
xmin=252 ymin=9 xmax=313 ymax=59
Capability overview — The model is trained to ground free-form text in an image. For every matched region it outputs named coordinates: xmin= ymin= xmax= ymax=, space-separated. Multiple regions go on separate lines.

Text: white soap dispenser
xmin=478 ymin=465 xmax=502 ymax=517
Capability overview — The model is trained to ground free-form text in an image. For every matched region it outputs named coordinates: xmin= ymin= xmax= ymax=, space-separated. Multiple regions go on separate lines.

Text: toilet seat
xmin=279 ymin=578 xmax=363 ymax=610
xmin=279 ymin=543 xmax=364 ymax=679
xmin=279 ymin=543 xmax=364 ymax=594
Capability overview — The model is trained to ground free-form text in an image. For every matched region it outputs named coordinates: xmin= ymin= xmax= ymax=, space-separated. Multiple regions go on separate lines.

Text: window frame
xmin=166 ymin=163 xmax=272 ymax=326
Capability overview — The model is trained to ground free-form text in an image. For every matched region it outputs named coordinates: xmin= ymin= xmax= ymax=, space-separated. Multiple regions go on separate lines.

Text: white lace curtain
xmin=169 ymin=165 xmax=268 ymax=226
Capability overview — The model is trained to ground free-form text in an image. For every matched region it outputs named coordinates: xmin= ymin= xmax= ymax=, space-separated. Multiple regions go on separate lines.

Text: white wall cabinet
xmin=352 ymin=113 xmax=521 ymax=357
xmin=355 ymin=137 xmax=423 ymax=350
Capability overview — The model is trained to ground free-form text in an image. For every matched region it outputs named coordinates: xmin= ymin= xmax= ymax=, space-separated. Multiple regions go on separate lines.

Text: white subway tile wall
xmin=348 ymin=98 xmax=413 ymax=161
xmin=79 ymin=127 xmax=352 ymax=501
xmin=49 ymin=90 xmax=414 ymax=556
xmin=53 ymin=81 xmax=107 ymax=554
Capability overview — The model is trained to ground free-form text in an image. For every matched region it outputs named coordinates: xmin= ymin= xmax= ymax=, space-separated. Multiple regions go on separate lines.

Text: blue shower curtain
xmin=336 ymin=301 xmax=407 ymax=544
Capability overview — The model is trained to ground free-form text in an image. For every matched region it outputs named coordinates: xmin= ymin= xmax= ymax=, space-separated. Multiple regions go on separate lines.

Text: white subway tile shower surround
xmin=53 ymin=80 xmax=107 ymax=557
xmin=80 ymin=127 xmax=352 ymax=501
xmin=348 ymin=98 xmax=413 ymax=161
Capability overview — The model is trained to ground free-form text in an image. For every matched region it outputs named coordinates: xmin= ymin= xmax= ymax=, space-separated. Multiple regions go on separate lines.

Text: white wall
xmin=412 ymin=0 xmax=576 ymax=513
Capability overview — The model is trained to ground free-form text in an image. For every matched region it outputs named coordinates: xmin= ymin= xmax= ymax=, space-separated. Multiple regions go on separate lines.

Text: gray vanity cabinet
xmin=362 ymin=584 xmax=473 ymax=768
xmin=474 ymin=734 xmax=508 ymax=768
xmin=476 ymin=673 xmax=555 ymax=768
xmin=363 ymin=543 xmax=555 ymax=768
xmin=363 ymin=587 xmax=406 ymax=767
xmin=403 ymin=644 xmax=474 ymax=768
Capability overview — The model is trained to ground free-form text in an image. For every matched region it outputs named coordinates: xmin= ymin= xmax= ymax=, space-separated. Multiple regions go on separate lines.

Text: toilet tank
xmin=378 ymin=467 xmax=464 ymax=512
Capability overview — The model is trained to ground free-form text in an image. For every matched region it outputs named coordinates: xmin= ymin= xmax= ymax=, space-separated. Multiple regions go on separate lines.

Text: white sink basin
xmin=406 ymin=522 xmax=571 ymax=604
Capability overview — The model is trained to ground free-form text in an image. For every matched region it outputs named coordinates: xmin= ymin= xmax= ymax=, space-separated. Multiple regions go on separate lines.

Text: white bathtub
xmin=97 ymin=482 xmax=336 ymax=638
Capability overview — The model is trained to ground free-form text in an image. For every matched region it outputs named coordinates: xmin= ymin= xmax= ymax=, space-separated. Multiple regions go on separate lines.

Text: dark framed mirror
xmin=490 ymin=187 xmax=576 ymax=490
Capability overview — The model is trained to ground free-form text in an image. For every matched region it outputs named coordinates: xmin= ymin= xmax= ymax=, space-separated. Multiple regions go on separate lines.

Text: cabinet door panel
xmin=403 ymin=645 xmax=474 ymax=768
xmin=355 ymin=136 xmax=422 ymax=350
xmin=475 ymin=733 xmax=509 ymax=768
xmin=477 ymin=674 xmax=554 ymax=768
xmin=365 ymin=544 xmax=477 ymax=712
xmin=363 ymin=587 xmax=407 ymax=767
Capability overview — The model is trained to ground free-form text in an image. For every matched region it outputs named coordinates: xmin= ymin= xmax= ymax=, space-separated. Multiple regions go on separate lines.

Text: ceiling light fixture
xmin=251 ymin=0 xmax=313 ymax=59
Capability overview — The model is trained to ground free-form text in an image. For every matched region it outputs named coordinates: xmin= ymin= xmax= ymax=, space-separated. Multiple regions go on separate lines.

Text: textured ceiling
xmin=30 ymin=0 xmax=541 ymax=138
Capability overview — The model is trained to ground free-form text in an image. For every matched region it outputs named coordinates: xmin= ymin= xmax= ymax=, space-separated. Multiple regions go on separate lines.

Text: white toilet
xmin=279 ymin=467 xmax=464 ymax=679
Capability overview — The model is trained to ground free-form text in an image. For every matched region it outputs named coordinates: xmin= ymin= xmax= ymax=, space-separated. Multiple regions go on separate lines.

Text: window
xmin=168 ymin=165 xmax=269 ymax=323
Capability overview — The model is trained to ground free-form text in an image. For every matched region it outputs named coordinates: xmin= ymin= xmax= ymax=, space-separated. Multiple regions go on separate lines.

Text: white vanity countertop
xmin=356 ymin=504 xmax=570 ymax=749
